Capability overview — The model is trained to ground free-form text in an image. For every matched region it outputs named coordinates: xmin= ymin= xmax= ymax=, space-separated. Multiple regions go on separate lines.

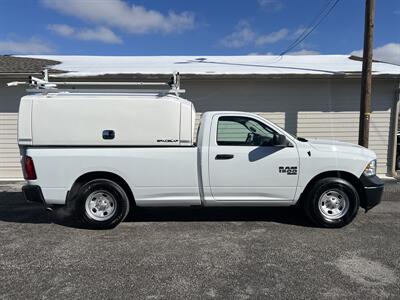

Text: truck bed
xmin=26 ymin=147 xmax=201 ymax=206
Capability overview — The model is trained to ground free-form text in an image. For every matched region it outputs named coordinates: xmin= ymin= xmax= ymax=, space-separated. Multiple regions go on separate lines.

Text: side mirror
xmin=273 ymin=134 xmax=291 ymax=147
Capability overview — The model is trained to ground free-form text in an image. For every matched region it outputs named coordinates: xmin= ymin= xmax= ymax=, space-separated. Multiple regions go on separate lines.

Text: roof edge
xmin=1 ymin=72 xmax=400 ymax=80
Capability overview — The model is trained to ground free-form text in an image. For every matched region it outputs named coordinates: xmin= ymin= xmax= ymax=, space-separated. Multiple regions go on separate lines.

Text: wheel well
xmin=67 ymin=171 xmax=135 ymax=206
xmin=299 ymin=171 xmax=366 ymax=208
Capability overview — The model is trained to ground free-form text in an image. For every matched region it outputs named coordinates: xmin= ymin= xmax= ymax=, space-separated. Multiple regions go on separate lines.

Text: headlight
xmin=363 ymin=159 xmax=376 ymax=177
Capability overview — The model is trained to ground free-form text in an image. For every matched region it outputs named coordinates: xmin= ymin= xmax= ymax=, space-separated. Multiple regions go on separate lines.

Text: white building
xmin=0 ymin=55 xmax=399 ymax=179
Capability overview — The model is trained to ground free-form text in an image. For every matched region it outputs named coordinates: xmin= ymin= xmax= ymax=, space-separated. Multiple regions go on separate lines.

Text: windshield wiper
xmin=297 ymin=137 xmax=308 ymax=142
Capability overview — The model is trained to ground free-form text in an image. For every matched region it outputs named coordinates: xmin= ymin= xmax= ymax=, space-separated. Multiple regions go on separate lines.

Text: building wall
xmin=0 ymin=77 xmax=397 ymax=179
xmin=0 ymin=80 xmax=26 ymax=179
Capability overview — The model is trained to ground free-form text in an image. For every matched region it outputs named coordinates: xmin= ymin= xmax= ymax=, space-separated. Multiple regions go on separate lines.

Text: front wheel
xmin=303 ymin=177 xmax=360 ymax=228
xmin=71 ymin=179 xmax=130 ymax=229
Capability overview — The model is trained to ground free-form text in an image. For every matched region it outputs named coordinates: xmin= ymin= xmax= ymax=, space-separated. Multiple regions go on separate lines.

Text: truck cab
xmin=198 ymin=112 xmax=383 ymax=211
xmin=198 ymin=112 xmax=300 ymax=204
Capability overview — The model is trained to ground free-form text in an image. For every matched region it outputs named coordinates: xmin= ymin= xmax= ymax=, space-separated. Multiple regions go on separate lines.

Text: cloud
xmin=257 ymin=0 xmax=283 ymax=12
xmin=287 ymin=49 xmax=320 ymax=55
xmin=0 ymin=38 xmax=54 ymax=54
xmin=290 ymin=26 xmax=313 ymax=39
xmin=77 ymin=27 xmax=122 ymax=44
xmin=255 ymin=28 xmax=289 ymax=45
xmin=48 ymin=24 xmax=74 ymax=36
xmin=220 ymin=21 xmax=307 ymax=49
xmin=41 ymin=0 xmax=195 ymax=34
xmin=351 ymin=43 xmax=400 ymax=65
xmin=247 ymin=52 xmax=275 ymax=55
xmin=248 ymin=49 xmax=319 ymax=56
xmin=219 ymin=21 xmax=256 ymax=48
xmin=48 ymin=24 xmax=122 ymax=44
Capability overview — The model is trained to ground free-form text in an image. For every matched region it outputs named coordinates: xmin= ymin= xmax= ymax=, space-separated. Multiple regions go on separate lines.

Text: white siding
xmin=0 ymin=113 xmax=22 ymax=179
xmin=255 ymin=112 xmax=285 ymax=128
xmin=0 ymin=79 xmax=26 ymax=180
xmin=297 ymin=111 xmax=390 ymax=173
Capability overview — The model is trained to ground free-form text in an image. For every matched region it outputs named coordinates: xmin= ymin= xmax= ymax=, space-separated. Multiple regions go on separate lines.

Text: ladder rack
xmin=7 ymin=70 xmax=185 ymax=95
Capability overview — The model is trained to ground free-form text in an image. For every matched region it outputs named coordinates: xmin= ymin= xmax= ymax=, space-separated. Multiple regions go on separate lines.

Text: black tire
xmin=71 ymin=179 xmax=130 ymax=229
xmin=303 ymin=177 xmax=360 ymax=228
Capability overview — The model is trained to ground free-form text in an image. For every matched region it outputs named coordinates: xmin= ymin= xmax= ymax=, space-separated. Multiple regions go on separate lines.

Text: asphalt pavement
xmin=0 ymin=180 xmax=399 ymax=299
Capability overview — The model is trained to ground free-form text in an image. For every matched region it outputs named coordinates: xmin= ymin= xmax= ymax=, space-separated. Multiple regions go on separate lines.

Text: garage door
xmin=0 ymin=113 xmax=22 ymax=179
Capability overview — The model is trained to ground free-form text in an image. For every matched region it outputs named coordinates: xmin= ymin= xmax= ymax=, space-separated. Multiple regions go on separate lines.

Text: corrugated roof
xmin=10 ymin=55 xmax=400 ymax=78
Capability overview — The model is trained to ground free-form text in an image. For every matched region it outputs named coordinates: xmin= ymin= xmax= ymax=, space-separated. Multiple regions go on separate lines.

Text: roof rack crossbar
xmin=25 ymin=88 xmax=186 ymax=95
xmin=7 ymin=70 xmax=184 ymax=95
xmin=48 ymin=81 xmax=169 ymax=86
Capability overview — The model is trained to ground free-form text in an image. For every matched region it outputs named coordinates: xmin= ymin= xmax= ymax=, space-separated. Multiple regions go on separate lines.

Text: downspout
xmin=388 ymin=81 xmax=400 ymax=177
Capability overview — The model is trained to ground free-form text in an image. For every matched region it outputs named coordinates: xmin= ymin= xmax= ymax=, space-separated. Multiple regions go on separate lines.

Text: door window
xmin=217 ymin=116 xmax=277 ymax=146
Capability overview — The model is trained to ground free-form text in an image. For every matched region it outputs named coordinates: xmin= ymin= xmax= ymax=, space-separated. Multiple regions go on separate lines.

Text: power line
xmin=279 ymin=0 xmax=341 ymax=56
xmin=280 ymin=0 xmax=337 ymax=55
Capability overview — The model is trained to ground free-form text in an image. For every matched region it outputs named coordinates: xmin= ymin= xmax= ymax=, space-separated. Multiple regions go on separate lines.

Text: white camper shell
xmin=18 ymin=93 xmax=196 ymax=146
xmin=14 ymin=70 xmax=196 ymax=146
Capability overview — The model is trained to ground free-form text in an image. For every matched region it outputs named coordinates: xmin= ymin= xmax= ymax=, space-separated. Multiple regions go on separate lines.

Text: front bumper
xmin=22 ymin=185 xmax=45 ymax=205
xmin=359 ymin=175 xmax=384 ymax=211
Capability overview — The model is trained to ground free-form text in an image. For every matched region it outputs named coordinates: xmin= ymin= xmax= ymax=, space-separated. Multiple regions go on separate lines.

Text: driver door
xmin=208 ymin=114 xmax=299 ymax=203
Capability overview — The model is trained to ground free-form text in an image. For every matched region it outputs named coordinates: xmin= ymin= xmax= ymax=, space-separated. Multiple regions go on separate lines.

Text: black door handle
xmin=215 ymin=154 xmax=234 ymax=160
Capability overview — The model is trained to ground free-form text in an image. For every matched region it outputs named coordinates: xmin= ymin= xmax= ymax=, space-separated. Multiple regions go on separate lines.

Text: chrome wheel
xmin=85 ymin=190 xmax=117 ymax=221
xmin=318 ymin=189 xmax=349 ymax=220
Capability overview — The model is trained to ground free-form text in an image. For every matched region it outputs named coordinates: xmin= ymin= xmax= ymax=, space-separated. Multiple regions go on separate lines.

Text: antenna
xmin=7 ymin=69 xmax=185 ymax=95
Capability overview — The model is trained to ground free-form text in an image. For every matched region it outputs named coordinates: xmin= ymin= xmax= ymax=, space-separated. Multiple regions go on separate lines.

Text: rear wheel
xmin=71 ymin=179 xmax=130 ymax=229
xmin=304 ymin=177 xmax=359 ymax=228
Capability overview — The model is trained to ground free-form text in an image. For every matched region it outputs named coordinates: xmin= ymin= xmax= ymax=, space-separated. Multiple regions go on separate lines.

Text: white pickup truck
xmin=14 ymin=75 xmax=384 ymax=229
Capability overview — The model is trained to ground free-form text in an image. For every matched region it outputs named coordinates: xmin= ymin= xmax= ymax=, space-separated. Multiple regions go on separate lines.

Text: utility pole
xmin=358 ymin=0 xmax=375 ymax=147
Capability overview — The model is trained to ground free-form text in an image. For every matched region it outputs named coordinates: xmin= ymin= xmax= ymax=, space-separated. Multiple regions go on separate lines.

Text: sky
xmin=0 ymin=0 xmax=399 ymax=63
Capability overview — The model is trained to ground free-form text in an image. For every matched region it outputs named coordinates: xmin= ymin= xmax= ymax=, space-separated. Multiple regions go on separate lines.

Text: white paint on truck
xmin=19 ymin=93 xmax=195 ymax=146
xmin=18 ymin=92 xmax=384 ymax=229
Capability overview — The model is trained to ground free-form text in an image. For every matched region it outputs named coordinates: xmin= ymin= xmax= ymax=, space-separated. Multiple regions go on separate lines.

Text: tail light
xmin=22 ymin=156 xmax=37 ymax=180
